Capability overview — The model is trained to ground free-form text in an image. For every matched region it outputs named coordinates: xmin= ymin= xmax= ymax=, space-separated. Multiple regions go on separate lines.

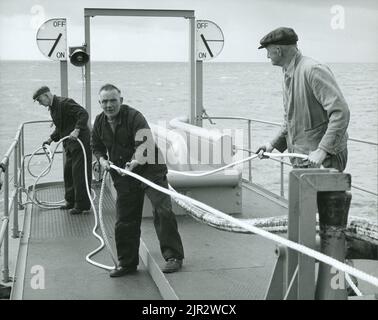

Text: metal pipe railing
xmin=2 ymin=167 xmax=10 ymax=282
xmin=13 ymin=141 xmax=19 ymax=238
xmin=247 ymin=120 xmax=252 ymax=182
xmin=203 ymin=115 xmax=378 ymax=199
xmin=0 ymin=120 xmax=56 ymax=282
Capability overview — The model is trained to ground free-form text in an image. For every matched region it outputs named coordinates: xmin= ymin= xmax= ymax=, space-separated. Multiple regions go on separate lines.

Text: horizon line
xmin=1 ymin=59 xmax=378 ymax=64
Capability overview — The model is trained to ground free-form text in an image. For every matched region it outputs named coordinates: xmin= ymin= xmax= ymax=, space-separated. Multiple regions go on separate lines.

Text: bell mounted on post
xmin=69 ymin=45 xmax=89 ymax=67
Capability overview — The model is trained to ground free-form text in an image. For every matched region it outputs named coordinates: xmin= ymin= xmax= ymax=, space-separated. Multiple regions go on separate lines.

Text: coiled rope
xmin=24 ymin=137 xmax=95 ymax=209
xmin=25 ymin=137 xmax=116 ymax=270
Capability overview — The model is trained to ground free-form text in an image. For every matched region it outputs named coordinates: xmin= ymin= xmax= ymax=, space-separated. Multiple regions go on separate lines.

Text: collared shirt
xmin=270 ymin=52 xmax=350 ymax=167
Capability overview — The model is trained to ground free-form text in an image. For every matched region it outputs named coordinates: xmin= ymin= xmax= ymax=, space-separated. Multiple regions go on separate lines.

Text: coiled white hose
xmin=25 ymin=137 xmax=95 ymax=209
xmin=26 ymin=137 xmax=116 ymax=270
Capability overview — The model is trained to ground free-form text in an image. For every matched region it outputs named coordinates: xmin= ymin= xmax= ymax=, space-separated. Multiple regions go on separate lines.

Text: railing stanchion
xmin=2 ymin=167 xmax=10 ymax=282
xmin=248 ymin=120 xmax=252 ymax=182
xmin=280 ymin=159 xmax=284 ymax=197
xmin=21 ymin=125 xmax=25 ymax=191
xmin=13 ymin=142 xmax=19 ymax=238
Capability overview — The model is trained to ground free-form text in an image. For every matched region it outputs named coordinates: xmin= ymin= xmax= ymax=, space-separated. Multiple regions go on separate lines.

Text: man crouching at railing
xmin=91 ymin=83 xmax=184 ymax=277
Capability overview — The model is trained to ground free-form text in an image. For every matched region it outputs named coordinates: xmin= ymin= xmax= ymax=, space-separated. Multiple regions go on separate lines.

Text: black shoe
xmin=69 ymin=207 xmax=90 ymax=215
xmin=162 ymin=258 xmax=182 ymax=273
xmin=60 ymin=202 xmax=74 ymax=210
xmin=109 ymin=266 xmax=137 ymax=278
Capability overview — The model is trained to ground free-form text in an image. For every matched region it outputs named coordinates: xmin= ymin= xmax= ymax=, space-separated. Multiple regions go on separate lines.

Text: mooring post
xmin=315 ymin=190 xmax=352 ymax=300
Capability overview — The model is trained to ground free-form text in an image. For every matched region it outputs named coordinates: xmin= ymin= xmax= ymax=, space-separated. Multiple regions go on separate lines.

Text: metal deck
xmin=11 ymin=181 xmax=378 ymax=300
xmin=13 ymin=183 xmax=161 ymax=300
xmin=11 ymin=181 xmax=286 ymax=300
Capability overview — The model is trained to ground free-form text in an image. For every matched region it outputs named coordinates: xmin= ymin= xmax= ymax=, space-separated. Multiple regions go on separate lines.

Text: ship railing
xmin=202 ymin=115 xmax=378 ymax=199
xmin=0 ymin=120 xmax=63 ymax=283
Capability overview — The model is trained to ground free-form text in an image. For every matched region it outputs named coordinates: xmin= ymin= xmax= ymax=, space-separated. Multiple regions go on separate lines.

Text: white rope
xmin=110 ymin=163 xmax=378 ymax=289
xmin=82 ymin=153 xmax=117 ymax=271
xmin=345 ymin=273 xmax=363 ymax=296
xmin=26 ymin=138 xmax=96 ymax=209
xmin=168 ymin=152 xmax=308 ymax=177
xmin=26 ymin=136 xmax=116 ymax=270
xmin=69 ymin=138 xmax=117 ymax=271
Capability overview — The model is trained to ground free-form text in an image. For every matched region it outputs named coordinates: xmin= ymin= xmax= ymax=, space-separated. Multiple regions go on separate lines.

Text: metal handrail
xmin=203 ymin=115 xmax=378 ymax=198
xmin=0 ymin=120 xmax=54 ymax=282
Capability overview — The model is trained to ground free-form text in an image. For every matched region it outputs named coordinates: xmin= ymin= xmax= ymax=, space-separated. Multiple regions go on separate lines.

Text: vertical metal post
xmin=18 ymin=126 xmax=25 ymax=210
xmin=280 ymin=160 xmax=284 ymax=197
xmin=60 ymin=61 xmax=68 ymax=98
xmin=85 ymin=15 xmax=92 ymax=126
xmin=21 ymin=126 xmax=25 ymax=190
xmin=286 ymin=171 xmax=300 ymax=299
xmin=315 ymin=191 xmax=351 ymax=300
xmin=3 ymin=168 xmax=9 ymax=282
xmin=13 ymin=143 xmax=19 ymax=238
xmin=195 ymin=60 xmax=203 ymax=127
xmin=248 ymin=120 xmax=252 ymax=182
xmin=297 ymin=178 xmax=317 ymax=299
xmin=60 ymin=61 xmax=69 ymax=175
xmin=189 ymin=17 xmax=196 ymax=125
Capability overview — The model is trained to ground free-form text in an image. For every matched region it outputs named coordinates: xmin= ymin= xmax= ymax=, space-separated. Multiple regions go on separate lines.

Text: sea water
xmin=0 ymin=60 xmax=377 ymax=220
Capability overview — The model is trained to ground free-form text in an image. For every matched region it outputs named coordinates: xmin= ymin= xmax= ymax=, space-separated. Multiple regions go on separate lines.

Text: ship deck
xmin=9 ymin=180 xmax=378 ymax=300
xmin=10 ymin=179 xmax=287 ymax=300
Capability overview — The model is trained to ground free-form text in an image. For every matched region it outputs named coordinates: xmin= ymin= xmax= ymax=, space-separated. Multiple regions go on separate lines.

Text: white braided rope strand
xmin=111 ymin=164 xmax=378 ymax=288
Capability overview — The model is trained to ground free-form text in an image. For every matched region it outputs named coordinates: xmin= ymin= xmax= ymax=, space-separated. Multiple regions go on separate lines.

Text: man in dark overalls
xmin=33 ymin=86 xmax=92 ymax=214
xmin=92 ymin=83 xmax=184 ymax=277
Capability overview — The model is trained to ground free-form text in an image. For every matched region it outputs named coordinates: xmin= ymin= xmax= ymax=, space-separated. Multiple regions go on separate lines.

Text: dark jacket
xmin=49 ymin=95 xmax=91 ymax=149
xmin=91 ymin=105 xmax=167 ymax=177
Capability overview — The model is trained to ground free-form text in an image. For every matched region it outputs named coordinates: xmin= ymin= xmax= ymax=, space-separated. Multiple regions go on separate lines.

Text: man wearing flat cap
xmin=33 ymin=86 xmax=92 ymax=214
xmin=256 ymin=27 xmax=350 ymax=172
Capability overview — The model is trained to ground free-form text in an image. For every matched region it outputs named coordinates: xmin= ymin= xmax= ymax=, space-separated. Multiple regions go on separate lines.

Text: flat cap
xmin=33 ymin=86 xmax=50 ymax=101
xmin=258 ymin=27 xmax=298 ymax=49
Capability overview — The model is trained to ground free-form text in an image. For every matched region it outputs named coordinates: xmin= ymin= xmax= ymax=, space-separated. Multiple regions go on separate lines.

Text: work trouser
xmin=111 ymin=172 xmax=184 ymax=268
xmin=63 ymin=142 xmax=92 ymax=209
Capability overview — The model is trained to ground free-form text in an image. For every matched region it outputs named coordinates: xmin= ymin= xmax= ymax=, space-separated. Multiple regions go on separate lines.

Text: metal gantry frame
xmin=83 ymin=8 xmax=199 ymax=126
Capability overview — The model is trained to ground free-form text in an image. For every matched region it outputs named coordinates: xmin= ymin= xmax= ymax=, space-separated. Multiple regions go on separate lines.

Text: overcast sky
xmin=0 ymin=0 xmax=377 ymax=62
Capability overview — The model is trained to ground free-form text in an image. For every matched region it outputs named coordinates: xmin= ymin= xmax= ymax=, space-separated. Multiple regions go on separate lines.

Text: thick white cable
xmin=27 ymin=138 xmax=96 ymax=209
xmin=169 ymin=154 xmax=258 ymax=176
xmin=168 ymin=152 xmax=308 ymax=177
xmin=110 ymin=164 xmax=378 ymax=288
xmin=27 ymin=146 xmax=52 ymax=178
xmin=345 ymin=273 xmax=363 ymax=297
xmin=73 ymin=139 xmax=117 ymax=271
xmin=26 ymin=136 xmax=115 ymax=270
